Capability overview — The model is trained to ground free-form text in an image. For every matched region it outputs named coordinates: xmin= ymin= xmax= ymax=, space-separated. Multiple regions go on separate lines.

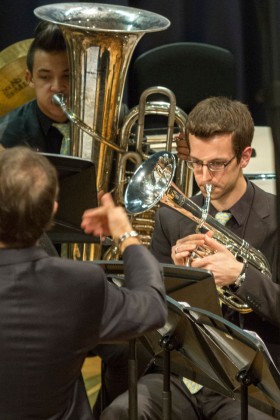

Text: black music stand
xmin=142 ymin=298 xmax=280 ymax=420
xmin=184 ymin=306 xmax=280 ymax=418
xmin=41 ymin=153 xmax=99 ymax=244
xmin=95 ymin=261 xmax=220 ymax=419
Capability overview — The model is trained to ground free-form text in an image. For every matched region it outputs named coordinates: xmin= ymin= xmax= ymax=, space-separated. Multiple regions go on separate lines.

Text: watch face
xmin=235 ymin=272 xmax=246 ymax=287
xmin=119 ymin=231 xmax=138 ymax=244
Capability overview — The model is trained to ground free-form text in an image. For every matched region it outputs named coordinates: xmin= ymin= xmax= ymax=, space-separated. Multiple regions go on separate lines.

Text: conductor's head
xmin=0 ymin=147 xmax=59 ymax=248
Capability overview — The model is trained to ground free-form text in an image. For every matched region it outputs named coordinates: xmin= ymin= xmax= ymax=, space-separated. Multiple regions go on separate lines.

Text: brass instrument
xmin=34 ymin=3 xmax=176 ymax=260
xmin=34 ymin=3 xmax=171 ymax=194
xmin=124 ymin=151 xmax=272 ymax=314
xmin=116 ymin=87 xmax=190 ymax=202
xmin=102 ymin=87 xmax=190 ymax=260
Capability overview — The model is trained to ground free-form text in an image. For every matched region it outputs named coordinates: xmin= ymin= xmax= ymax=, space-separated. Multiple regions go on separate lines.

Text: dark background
xmin=1 ymin=0 xmax=280 ymax=127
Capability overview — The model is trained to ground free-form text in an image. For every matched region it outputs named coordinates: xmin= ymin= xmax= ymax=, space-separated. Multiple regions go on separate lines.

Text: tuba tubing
xmin=116 ymin=87 xmax=190 ymax=204
xmin=52 ymin=93 xmax=125 ymax=153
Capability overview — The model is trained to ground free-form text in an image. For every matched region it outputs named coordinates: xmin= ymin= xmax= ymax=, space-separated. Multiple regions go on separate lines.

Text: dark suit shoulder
xmin=43 ymin=256 xmax=106 ymax=283
xmin=0 ymin=100 xmax=37 ymax=119
xmin=250 ymin=181 xmax=276 ymax=220
xmin=0 ymin=100 xmax=46 ymax=149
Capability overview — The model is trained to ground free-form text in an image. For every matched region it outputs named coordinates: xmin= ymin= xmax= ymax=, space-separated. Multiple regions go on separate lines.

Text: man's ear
xmin=25 ymin=69 xmax=34 ymax=87
xmin=240 ymin=146 xmax=252 ymax=169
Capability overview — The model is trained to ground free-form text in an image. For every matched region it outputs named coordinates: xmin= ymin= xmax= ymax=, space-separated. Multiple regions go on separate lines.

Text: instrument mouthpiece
xmin=205 ymin=184 xmax=213 ymax=195
xmin=52 ymin=93 xmax=65 ymax=106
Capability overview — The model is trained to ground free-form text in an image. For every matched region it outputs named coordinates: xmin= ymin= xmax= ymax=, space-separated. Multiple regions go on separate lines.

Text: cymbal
xmin=0 ymin=39 xmax=35 ymax=116
xmin=0 ymin=38 xmax=33 ymax=68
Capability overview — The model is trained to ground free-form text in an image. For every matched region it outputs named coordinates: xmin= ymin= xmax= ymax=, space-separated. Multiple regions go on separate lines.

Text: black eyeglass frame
xmin=186 ymin=156 xmax=236 ymax=172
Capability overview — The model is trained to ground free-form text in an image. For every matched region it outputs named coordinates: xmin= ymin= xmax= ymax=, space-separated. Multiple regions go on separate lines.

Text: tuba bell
xmin=124 ymin=151 xmax=272 ymax=314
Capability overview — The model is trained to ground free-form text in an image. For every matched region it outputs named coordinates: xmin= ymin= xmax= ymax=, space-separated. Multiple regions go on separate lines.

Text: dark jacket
xmin=0 ymin=100 xmax=62 ymax=153
xmin=0 ymin=244 xmax=166 ymax=419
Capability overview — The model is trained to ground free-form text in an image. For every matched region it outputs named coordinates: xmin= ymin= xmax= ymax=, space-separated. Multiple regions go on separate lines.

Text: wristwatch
xmin=118 ymin=230 xmax=139 ymax=246
xmin=230 ymin=262 xmax=248 ymax=292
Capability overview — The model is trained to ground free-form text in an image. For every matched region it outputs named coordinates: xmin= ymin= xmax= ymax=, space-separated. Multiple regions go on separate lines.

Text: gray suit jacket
xmin=151 ymin=181 xmax=280 ymax=369
xmin=0 ymin=244 xmax=166 ymax=419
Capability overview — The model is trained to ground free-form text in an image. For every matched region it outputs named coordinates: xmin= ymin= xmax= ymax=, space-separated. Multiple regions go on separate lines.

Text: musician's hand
xmin=81 ymin=193 xmax=138 ymax=247
xmin=175 ymin=134 xmax=189 ymax=160
xmin=190 ymin=235 xmax=244 ymax=287
xmin=171 ymin=233 xmax=206 ymax=265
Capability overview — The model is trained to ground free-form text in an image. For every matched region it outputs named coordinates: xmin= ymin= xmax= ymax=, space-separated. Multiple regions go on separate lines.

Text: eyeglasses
xmin=186 ymin=156 xmax=236 ymax=172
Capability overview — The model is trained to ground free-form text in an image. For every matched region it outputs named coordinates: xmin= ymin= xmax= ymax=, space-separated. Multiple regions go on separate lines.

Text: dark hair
xmin=27 ymin=21 xmax=67 ymax=72
xmin=0 ymin=147 xmax=59 ymax=247
xmin=186 ymin=96 xmax=255 ymax=161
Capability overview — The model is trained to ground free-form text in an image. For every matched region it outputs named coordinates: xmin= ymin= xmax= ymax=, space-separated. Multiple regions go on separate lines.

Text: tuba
xmin=34 ymin=3 xmax=171 ymax=193
xmin=124 ymin=151 xmax=272 ymax=314
xmin=34 ymin=4 xmax=190 ymax=259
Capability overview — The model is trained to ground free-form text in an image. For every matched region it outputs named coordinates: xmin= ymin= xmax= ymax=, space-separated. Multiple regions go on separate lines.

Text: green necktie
xmin=215 ymin=211 xmax=232 ymax=226
xmin=52 ymin=122 xmax=71 ymax=155
xmin=182 ymin=377 xmax=203 ymax=394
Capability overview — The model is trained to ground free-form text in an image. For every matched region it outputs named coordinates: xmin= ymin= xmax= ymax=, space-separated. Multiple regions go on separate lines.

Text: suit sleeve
xmin=234 ymin=189 xmax=280 ymax=327
xmin=99 ymin=245 xmax=167 ymax=341
xmin=237 ymin=265 xmax=280 ymax=326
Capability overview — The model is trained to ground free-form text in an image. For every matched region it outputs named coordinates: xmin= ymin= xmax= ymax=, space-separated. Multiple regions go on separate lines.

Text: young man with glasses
xmin=101 ymin=97 xmax=279 ymax=419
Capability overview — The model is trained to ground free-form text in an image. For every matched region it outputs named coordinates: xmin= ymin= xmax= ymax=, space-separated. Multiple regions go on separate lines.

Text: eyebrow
xmin=189 ymin=155 xmax=226 ymax=162
xmin=36 ymin=68 xmax=69 ymax=74
xmin=37 ymin=68 xmax=51 ymax=73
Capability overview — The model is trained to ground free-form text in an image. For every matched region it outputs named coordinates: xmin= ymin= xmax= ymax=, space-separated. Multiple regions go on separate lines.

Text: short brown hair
xmin=186 ymin=96 xmax=255 ymax=161
xmin=0 ymin=147 xmax=58 ymax=247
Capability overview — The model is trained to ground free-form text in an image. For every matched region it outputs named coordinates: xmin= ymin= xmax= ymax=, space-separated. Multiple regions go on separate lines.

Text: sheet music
xmin=244 ymin=329 xmax=280 ymax=374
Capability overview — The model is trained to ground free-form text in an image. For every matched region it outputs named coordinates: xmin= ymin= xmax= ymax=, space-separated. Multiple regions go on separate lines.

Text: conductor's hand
xmin=81 ymin=193 xmax=140 ymax=250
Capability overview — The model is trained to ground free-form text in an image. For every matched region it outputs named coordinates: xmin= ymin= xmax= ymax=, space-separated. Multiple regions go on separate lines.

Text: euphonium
xmin=124 ymin=151 xmax=272 ymax=314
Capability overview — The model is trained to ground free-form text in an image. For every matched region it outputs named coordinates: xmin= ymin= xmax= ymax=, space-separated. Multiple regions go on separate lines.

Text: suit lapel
xmin=243 ymin=183 xmax=274 ymax=250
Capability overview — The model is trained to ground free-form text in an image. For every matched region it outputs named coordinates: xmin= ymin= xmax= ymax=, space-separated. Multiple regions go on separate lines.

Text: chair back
xmin=130 ymin=42 xmax=236 ymax=113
